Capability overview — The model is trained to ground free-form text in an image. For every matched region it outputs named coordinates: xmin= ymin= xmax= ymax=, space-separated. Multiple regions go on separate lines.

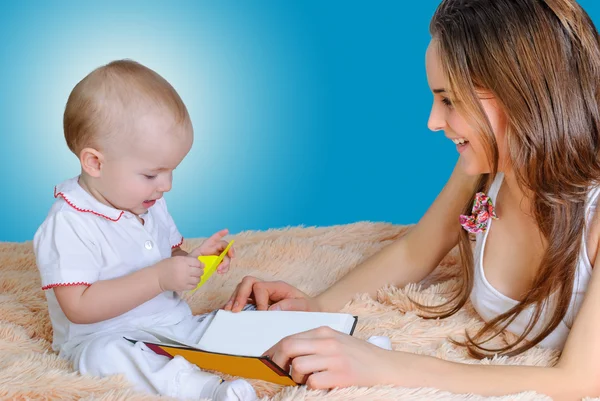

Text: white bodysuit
xmin=33 ymin=177 xmax=256 ymax=400
xmin=470 ymin=173 xmax=596 ymax=349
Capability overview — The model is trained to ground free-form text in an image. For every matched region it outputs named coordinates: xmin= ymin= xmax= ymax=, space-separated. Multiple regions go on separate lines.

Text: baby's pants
xmin=66 ymin=311 xmax=221 ymax=399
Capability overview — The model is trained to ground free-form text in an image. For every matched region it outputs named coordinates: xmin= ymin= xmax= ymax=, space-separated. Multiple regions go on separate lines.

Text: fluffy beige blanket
xmin=0 ymin=223 xmax=593 ymax=400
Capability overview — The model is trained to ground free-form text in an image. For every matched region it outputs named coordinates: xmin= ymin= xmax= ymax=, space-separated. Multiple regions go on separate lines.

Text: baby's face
xmin=98 ymin=111 xmax=193 ymax=216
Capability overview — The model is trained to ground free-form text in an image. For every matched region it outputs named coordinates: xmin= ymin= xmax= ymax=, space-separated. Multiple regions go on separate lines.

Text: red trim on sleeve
xmin=42 ymin=282 xmax=92 ymax=290
xmin=171 ymin=237 xmax=184 ymax=249
xmin=54 ymin=187 xmax=124 ymax=222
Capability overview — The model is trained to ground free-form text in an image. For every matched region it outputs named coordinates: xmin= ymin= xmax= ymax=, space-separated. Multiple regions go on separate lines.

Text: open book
xmin=127 ymin=310 xmax=358 ymax=386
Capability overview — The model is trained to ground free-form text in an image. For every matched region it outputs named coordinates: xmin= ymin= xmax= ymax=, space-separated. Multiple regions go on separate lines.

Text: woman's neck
xmin=498 ymin=169 xmax=535 ymax=220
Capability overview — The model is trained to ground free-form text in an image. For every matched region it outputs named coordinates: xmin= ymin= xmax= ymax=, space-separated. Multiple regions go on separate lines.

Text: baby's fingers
xmin=206 ymin=230 xmax=229 ymax=248
xmin=215 ymin=240 xmax=235 ymax=258
xmin=227 ymin=242 xmax=235 ymax=258
xmin=188 ymin=257 xmax=202 ymax=268
xmin=217 ymin=257 xmax=231 ymax=274
xmin=188 ymin=277 xmax=201 ymax=288
xmin=190 ymin=266 xmax=204 ymax=278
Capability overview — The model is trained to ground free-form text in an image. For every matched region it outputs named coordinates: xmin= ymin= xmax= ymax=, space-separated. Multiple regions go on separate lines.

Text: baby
xmin=33 ymin=60 xmax=257 ymax=401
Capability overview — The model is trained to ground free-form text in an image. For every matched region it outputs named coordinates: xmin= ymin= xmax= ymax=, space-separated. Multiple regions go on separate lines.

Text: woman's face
xmin=425 ymin=40 xmax=508 ymax=175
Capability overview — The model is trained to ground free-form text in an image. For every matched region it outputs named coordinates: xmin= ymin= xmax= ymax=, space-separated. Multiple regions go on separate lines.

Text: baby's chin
xmin=117 ymin=199 xmax=159 ymax=216
xmin=126 ymin=205 xmax=151 ymax=216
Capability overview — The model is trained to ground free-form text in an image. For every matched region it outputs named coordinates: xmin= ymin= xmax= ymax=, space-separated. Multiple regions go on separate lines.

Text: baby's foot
xmin=213 ymin=379 xmax=257 ymax=401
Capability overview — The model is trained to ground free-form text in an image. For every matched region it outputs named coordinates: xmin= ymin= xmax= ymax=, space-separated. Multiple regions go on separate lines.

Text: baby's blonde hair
xmin=63 ymin=59 xmax=190 ymax=155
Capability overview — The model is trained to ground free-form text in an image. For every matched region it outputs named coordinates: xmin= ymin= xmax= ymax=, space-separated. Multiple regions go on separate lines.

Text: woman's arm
xmin=266 ymin=249 xmax=600 ymax=400
xmin=227 ymin=158 xmax=479 ymax=312
xmin=382 ymin=253 xmax=600 ymax=400
xmin=384 ymin=351 xmax=588 ymax=400
xmin=315 ymin=158 xmax=479 ymax=311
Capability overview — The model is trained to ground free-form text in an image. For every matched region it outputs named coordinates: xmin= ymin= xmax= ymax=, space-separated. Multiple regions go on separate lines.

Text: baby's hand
xmin=153 ymin=256 xmax=204 ymax=292
xmin=188 ymin=229 xmax=235 ymax=274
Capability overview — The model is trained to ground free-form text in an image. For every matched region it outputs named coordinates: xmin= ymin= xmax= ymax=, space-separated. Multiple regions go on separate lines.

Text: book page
xmin=137 ymin=328 xmax=201 ymax=349
xmin=197 ymin=310 xmax=356 ymax=357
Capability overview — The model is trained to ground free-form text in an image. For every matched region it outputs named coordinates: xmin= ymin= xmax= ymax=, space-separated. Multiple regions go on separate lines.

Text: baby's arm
xmin=172 ymin=246 xmax=188 ymax=257
xmin=53 ymin=256 xmax=202 ymax=324
xmin=54 ymin=266 xmax=159 ymax=324
xmin=34 ymin=196 xmax=206 ymax=325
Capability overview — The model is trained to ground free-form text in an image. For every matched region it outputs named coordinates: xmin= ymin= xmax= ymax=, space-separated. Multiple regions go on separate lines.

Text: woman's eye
xmin=144 ymin=175 xmax=157 ymax=180
xmin=442 ymin=97 xmax=453 ymax=107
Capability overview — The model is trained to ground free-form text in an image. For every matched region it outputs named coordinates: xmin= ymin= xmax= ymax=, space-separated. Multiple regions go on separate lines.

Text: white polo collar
xmin=54 ymin=176 xmax=127 ymax=221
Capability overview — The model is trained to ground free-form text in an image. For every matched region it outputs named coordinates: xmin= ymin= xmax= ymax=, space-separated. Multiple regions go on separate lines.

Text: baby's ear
xmin=79 ymin=147 xmax=104 ymax=177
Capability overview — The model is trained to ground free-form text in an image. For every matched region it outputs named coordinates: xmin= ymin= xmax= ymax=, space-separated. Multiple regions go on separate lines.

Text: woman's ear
xmin=79 ymin=147 xmax=104 ymax=178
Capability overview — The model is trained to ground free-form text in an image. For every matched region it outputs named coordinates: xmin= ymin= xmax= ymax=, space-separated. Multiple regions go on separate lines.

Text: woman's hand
xmin=224 ymin=276 xmax=322 ymax=312
xmin=264 ymin=326 xmax=397 ymax=389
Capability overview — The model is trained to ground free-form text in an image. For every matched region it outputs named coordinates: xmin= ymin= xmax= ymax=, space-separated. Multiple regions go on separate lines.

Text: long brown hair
xmin=426 ymin=0 xmax=600 ymax=357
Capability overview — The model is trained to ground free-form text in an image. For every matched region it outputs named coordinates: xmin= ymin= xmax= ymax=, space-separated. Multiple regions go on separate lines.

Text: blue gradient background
xmin=2 ymin=1 xmax=599 ymax=242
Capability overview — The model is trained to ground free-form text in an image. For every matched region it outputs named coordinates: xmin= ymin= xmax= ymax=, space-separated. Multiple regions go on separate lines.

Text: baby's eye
xmin=144 ymin=175 xmax=157 ymax=180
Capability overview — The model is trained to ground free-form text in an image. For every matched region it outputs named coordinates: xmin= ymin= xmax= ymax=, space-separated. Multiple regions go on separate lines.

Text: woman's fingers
xmin=264 ymin=328 xmax=338 ymax=368
xmin=305 ymin=371 xmax=338 ymax=390
xmin=266 ymin=338 xmax=318 ymax=371
xmin=289 ymin=355 xmax=332 ymax=384
xmin=252 ymin=281 xmax=272 ymax=311
xmin=223 ymin=277 xmax=313 ymax=312
xmin=251 ymin=281 xmax=310 ymax=311
xmin=223 ymin=282 xmax=241 ymax=310
xmin=268 ymin=297 xmax=311 ymax=312
xmin=225 ymin=276 xmax=260 ymax=311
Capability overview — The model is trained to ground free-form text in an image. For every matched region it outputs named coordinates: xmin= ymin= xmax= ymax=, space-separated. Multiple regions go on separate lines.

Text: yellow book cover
xmin=141 ymin=341 xmax=297 ymax=386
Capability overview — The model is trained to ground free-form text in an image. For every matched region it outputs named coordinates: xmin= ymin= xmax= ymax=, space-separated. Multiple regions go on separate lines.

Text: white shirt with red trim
xmin=33 ymin=176 xmax=192 ymax=353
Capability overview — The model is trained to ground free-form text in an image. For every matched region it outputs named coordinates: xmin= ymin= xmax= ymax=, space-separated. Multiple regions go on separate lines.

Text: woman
xmin=226 ymin=0 xmax=600 ymax=398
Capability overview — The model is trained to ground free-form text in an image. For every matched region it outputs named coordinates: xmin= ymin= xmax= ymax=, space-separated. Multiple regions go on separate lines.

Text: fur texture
xmin=0 ymin=223 xmax=594 ymax=400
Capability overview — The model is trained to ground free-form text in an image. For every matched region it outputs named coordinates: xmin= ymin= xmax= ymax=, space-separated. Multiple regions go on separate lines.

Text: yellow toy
xmin=191 ymin=240 xmax=235 ymax=293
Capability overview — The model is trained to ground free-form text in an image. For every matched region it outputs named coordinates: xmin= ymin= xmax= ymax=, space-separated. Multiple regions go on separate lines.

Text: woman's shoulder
xmin=583 ymin=185 xmax=600 ymax=268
